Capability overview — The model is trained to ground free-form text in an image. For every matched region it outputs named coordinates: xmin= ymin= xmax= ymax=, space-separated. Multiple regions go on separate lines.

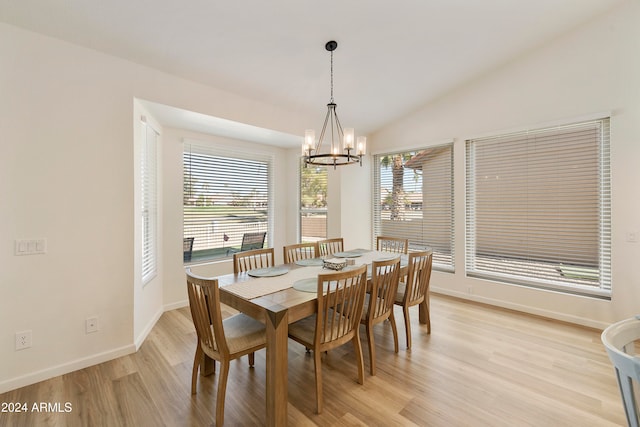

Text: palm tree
xmin=381 ymin=154 xmax=409 ymax=220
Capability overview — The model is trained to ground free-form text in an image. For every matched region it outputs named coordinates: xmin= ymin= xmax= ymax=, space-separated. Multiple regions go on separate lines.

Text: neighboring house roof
xmin=404 ymin=146 xmax=449 ymax=169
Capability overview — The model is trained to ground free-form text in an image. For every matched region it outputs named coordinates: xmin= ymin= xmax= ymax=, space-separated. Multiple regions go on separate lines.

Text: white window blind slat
xmin=465 ymin=118 xmax=611 ymax=296
xmin=183 ymin=142 xmax=273 ymax=262
xmin=141 ymin=122 xmax=158 ymax=284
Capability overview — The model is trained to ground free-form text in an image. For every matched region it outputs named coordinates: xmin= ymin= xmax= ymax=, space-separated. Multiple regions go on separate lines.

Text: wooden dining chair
xmin=317 ymin=237 xmax=344 ymax=257
xmin=376 ymin=236 xmax=409 ymax=254
xmin=394 ymin=250 xmax=433 ymax=349
xmin=361 ymin=256 xmax=401 ymax=375
xmin=233 ymin=247 xmax=275 ymax=274
xmin=226 ymin=231 xmax=267 ymax=256
xmin=186 ymin=269 xmax=267 ymax=427
xmin=183 ymin=237 xmax=195 ymax=262
xmin=288 ymin=264 xmax=368 ymax=414
xmin=283 ymin=242 xmax=319 ymax=264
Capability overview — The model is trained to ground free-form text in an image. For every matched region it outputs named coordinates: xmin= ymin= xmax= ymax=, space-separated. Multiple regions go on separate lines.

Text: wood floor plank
xmin=0 ymin=294 xmax=628 ymax=426
xmin=110 ymin=372 xmax=167 ymax=427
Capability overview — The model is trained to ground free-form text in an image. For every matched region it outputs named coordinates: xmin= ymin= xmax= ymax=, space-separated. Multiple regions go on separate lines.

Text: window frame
xmin=372 ymin=142 xmax=454 ymax=272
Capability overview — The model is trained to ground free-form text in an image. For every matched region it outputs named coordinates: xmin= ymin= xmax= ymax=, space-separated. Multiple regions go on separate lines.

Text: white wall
xmin=371 ymin=0 xmax=640 ymax=327
xmin=337 ymin=158 xmax=373 ymax=249
xmin=0 ymin=23 xmax=307 ymax=393
xmin=323 ymin=156 xmax=372 ymax=249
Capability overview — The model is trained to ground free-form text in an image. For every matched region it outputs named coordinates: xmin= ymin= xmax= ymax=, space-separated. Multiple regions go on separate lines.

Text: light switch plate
xmin=15 ymin=239 xmax=47 ymax=255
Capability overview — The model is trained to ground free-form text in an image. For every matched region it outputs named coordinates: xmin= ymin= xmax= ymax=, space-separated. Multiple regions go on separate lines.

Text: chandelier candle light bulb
xmin=302 ymin=40 xmax=366 ymax=169
xmin=357 ymin=136 xmax=367 ymax=156
xmin=303 ymin=129 xmax=315 ymax=155
xmin=343 ymin=128 xmax=354 ymax=150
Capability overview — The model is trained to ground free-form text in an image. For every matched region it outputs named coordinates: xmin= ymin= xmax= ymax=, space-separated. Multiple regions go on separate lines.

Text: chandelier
xmin=302 ymin=40 xmax=366 ymax=168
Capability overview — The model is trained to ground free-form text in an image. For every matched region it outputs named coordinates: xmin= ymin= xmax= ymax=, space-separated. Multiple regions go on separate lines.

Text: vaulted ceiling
xmin=0 ymin=0 xmax=623 ymax=144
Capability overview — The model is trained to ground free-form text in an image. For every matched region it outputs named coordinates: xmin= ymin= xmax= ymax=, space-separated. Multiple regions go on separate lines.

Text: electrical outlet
xmin=86 ymin=317 xmax=98 ymax=333
xmin=15 ymin=330 xmax=32 ymax=350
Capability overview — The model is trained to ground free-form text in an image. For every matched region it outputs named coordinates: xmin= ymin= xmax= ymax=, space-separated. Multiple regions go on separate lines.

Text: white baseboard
xmin=0 ymin=344 xmax=136 ymax=394
xmin=134 ymin=307 xmax=164 ymax=350
xmin=431 ymin=287 xmax=609 ymax=330
xmin=164 ymin=299 xmax=188 ymax=312
xmin=133 ymin=300 xmax=189 ymax=350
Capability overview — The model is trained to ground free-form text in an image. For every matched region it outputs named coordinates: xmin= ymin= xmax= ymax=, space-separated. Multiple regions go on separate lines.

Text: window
xmin=373 ymin=144 xmax=454 ymax=270
xmin=183 ymin=141 xmax=273 ymax=262
xmin=300 ymin=161 xmax=328 ymax=242
xmin=465 ymin=118 xmax=611 ymax=297
xmin=141 ymin=120 xmax=158 ymax=284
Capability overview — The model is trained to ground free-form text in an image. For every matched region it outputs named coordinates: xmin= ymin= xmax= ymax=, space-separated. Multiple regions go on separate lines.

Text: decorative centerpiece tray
xmin=322 ymin=258 xmax=347 ymax=271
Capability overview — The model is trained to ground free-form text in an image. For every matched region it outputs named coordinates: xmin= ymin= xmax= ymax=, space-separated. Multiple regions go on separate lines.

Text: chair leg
xmin=191 ymin=346 xmax=201 ymax=395
xmin=216 ymin=360 xmax=230 ymax=427
xmin=365 ymin=323 xmax=376 ymax=376
xmin=403 ymin=306 xmax=412 ymax=349
xmin=313 ymin=350 xmax=323 ymax=414
xmin=617 ymin=371 xmax=640 ymax=427
xmin=353 ymin=331 xmax=365 ymax=385
xmin=248 ymin=351 xmax=255 ymax=367
xmin=389 ymin=311 xmax=399 ymax=353
xmin=425 ymin=297 xmax=431 ymax=334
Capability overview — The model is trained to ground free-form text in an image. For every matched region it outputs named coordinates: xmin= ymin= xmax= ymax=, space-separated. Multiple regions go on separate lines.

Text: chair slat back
xmin=240 ymin=231 xmax=266 ymax=251
xmin=233 ymin=247 xmax=275 ymax=274
xmin=183 ymin=237 xmax=195 ymax=262
xmin=283 ymin=242 xmax=319 ymax=264
xmin=186 ymin=270 xmax=229 ymax=357
xmin=403 ymin=250 xmax=433 ymax=305
xmin=369 ymin=257 xmax=401 ymax=321
xmin=318 ymin=238 xmax=344 ymax=257
xmin=315 ymin=265 xmax=367 ymax=346
xmin=376 ymin=236 xmax=408 ymax=254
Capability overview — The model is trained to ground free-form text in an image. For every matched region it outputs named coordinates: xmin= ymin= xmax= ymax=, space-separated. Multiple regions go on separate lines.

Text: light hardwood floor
xmin=0 ymin=295 xmax=626 ymax=426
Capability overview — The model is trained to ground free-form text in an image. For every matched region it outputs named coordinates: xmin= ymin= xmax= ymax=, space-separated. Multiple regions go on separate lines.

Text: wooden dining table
xmin=215 ymin=249 xmax=428 ymax=426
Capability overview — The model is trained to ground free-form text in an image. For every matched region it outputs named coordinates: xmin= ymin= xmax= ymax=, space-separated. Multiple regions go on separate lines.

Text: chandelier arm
xmin=317 ymin=105 xmax=332 ymax=154
xmin=332 ymin=106 xmax=345 ymax=139
xmin=330 ymin=106 xmax=336 ymax=152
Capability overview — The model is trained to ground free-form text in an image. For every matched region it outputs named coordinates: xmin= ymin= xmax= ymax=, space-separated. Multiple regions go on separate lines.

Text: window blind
xmin=373 ymin=144 xmax=454 ymax=270
xmin=141 ymin=121 xmax=158 ymax=284
xmin=465 ymin=118 xmax=611 ymax=296
xmin=183 ymin=141 xmax=273 ymax=262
